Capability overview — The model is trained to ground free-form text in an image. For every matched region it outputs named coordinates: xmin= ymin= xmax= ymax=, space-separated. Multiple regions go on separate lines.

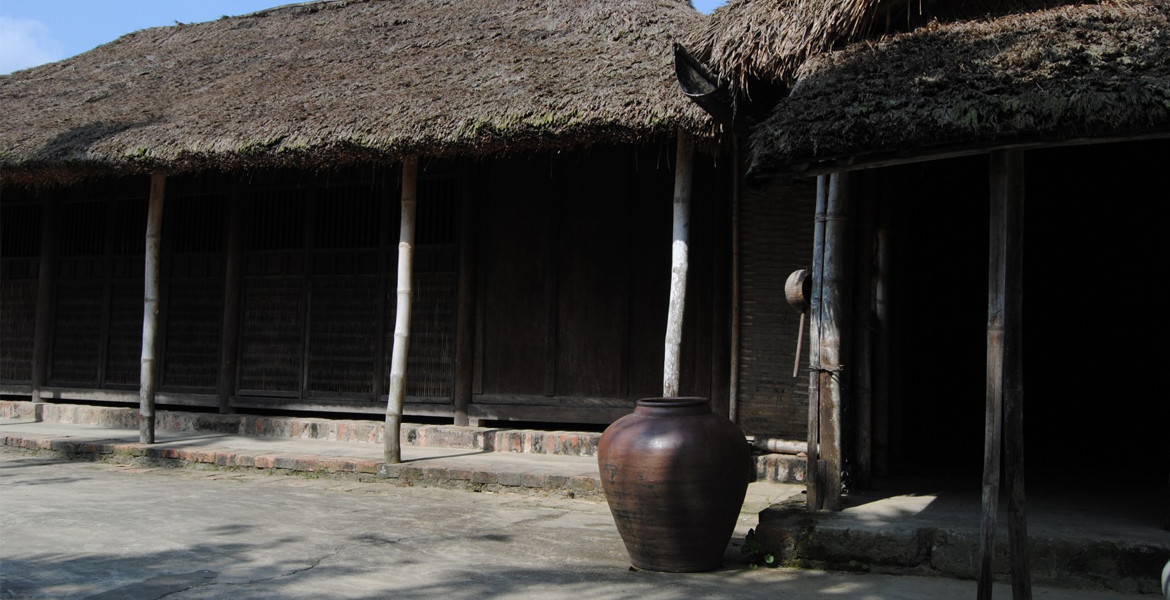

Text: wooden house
xmin=0 ymin=0 xmax=733 ymax=428
xmin=682 ymin=0 xmax=1168 ymax=521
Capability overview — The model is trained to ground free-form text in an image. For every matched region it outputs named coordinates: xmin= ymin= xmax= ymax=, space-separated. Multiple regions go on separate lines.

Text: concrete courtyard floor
xmin=0 ymin=446 xmax=1152 ymax=600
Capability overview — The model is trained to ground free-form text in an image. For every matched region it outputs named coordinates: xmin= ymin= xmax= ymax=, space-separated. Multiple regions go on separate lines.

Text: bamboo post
xmin=454 ymin=165 xmax=476 ymax=426
xmin=978 ymin=149 xmax=1031 ymax=600
xmin=139 ymin=174 xmax=166 ymax=444
xmin=217 ymin=184 xmax=244 ymax=414
xmin=819 ymin=171 xmax=855 ymax=512
xmin=385 ymin=155 xmax=418 ymax=464
xmin=31 ymin=194 xmax=58 ymax=413
xmin=663 ymin=131 xmax=694 ymax=398
xmin=807 ymin=176 xmax=828 ymax=510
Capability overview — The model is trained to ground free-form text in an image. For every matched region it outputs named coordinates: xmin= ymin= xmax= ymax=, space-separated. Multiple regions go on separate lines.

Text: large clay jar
xmin=597 ymin=397 xmax=752 ymax=572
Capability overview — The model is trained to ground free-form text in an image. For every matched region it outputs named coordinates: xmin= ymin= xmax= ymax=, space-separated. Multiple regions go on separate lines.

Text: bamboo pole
xmin=139 ymin=174 xmax=166 ymax=444
xmin=385 ymin=156 xmax=418 ymax=464
xmin=819 ymin=171 xmax=855 ymax=512
xmin=217 ymin=184 xmax=244 ymax=414
xmin=31 ymin=193 xmax=58 ymax=413
xmin=979 ymin=149 xmax=1031 ymax=600
xmin=663 ymin=132 xmax=694 ymax=398
xmin=807 ymin=176 xmax=828 ymax=510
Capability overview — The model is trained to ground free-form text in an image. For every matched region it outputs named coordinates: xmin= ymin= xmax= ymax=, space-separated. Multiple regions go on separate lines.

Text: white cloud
xmin=0 ymin=15 xmax=65 ymax=75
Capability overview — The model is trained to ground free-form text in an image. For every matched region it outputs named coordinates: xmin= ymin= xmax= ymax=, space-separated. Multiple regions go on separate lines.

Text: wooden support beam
xmin=663 ymin=131 xmax=694 ymax=398
xmin=1000 ymin=149 xmax=1032 ymax=600
xmin=818 ymin=171 xmax=855 ymax=512
xmin=385 ymin=156 xmax=418 ymax=464
xmin=806 ymin=176 xmax=828 ymax=510
xmin=31 ymin=194 xmax=58 ymax=411
xmin=217 ymin=184 xmax=244 ymax=414
xmin=139 ymin=174 xmax=166 ymax=444
xmin=979 ymin=149 xmax=1031 ymax=600
xmin=454 ymin=164 xmax=477 ymax=426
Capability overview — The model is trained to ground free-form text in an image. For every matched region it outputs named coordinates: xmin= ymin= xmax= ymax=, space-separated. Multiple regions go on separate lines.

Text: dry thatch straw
xmin=0 ymin=0 xmax=710 ymax=186
xmin=687 ymin=0 xmax=1101 ymax=96
xmin=747 ymin=0 xmax=1170 ymax=174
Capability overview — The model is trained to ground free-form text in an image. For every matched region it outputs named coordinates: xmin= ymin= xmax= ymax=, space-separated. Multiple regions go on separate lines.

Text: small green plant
xmin=741 ymin=528 xmax=776 ymax=569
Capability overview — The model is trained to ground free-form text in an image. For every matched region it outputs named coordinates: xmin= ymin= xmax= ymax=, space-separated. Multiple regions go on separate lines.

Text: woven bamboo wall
xmin=309 ymin=277 xmax=378 ymax=395
xmin=239 ymin=277 xmax=304 ymax=393
xmin=0 ymin=280 xmax=36 ymax=382
xmin=50 ymin=281 xmax=103 ymax=385
xmin=306 ymin=182 xmax=383 ymax=397
xmin=0 ymin=202 xmax=40 ymax=382
xmin=737 ymin=180 xmax=816 ymax=439
xmin=104 ymin=281 xmax=143 ymax=386
xmin=383 ymin=175 xmax=459 ymax=399
xmin=161 ymin=191 xmax=227 ymax=391
xmin=163 ymin=281 xmax=223 ymax=389
xmin=239 ymin=186 xmax=307 ymax=394
xmin=50 ymin=200 xmax=107 ymax=386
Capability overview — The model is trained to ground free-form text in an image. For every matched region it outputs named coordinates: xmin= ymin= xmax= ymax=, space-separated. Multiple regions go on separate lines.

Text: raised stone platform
xmin=0 ymin=400 xmax=806 ymax=483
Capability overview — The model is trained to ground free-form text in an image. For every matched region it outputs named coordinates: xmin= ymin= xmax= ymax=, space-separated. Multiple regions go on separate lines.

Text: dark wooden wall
xmin=2 ymin=143 xmax=731 ymax=427
xmin=471 ymin=145 xmax=725 ymax=424
xmin=45 ymin=180 xmax=149 ymax=390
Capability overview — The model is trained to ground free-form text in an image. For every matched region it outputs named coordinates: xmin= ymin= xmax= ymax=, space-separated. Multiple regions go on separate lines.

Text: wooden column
xmin=663 ymin=131 xmax=694 ymax=398
xmin=385 ymin=156 xmax=418 ymax=464
xmin=31 ymin=194 xmax=58 ymax=410
xmin=817 ymin=171 xmax=855 ymax=512
xmin=806 ymin=176 xmax=827 ymax=509
xmin=139 ymin=174 xmax=166 ymax=444
xmin=453 ymin=164 xmax=477 ymax=426
xmin=978 ymin=149 xmax=1031 ymax=600
xmin=217 ymin=183 xmax=244 ymax=414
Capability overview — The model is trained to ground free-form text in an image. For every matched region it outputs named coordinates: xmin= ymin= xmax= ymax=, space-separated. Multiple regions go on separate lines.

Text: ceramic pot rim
xmin=635 ymin=397 xmax=708 ymax=409
xmin=633 ymin=397 xmax=710 ymax=417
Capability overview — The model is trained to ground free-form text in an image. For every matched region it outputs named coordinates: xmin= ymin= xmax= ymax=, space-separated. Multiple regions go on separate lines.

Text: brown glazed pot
xmin=597 ymin=397 xmax=752 ymax=572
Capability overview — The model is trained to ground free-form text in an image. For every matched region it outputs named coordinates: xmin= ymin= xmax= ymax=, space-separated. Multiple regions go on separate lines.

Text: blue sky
xmin=0 ymin=0 xmax=727 ymax=74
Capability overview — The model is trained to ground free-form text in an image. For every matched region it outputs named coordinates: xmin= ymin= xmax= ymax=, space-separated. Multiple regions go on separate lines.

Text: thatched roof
xmin=0 ymin=0 xmax=709 ymax=186
xmin=748 ymin=0 xmax=1170 ymax=174
xmin=689 ymin=0 xmax=1097 ymax=96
